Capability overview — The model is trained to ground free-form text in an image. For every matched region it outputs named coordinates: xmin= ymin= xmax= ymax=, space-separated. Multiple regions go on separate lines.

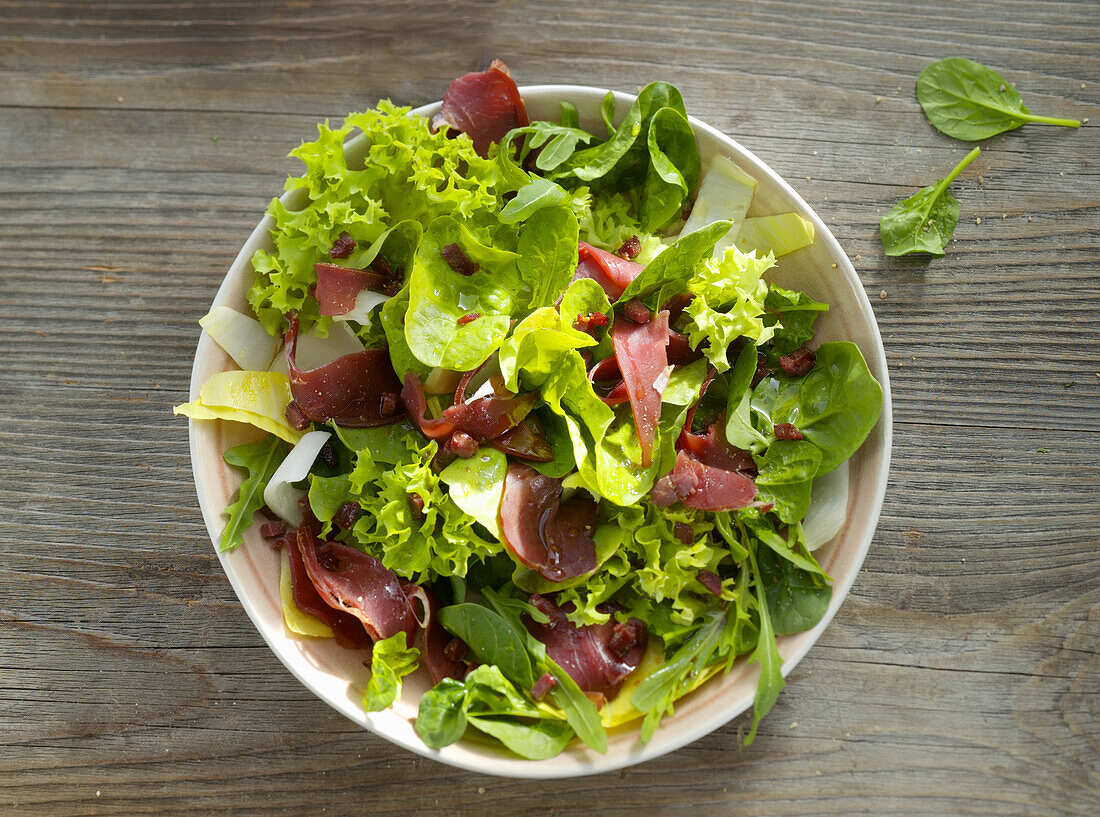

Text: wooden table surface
xmin=2 ymin=1 xmax=1097 ymax=814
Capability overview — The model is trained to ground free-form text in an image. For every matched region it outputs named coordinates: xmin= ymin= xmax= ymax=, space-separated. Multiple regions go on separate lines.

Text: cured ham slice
xmin=420 ymin=587 xmax=469 ymax=684
xmin=499 ymin=464 xmax=597 ymax=582
xmin=486 ymin=416 xmax=555 ymax=462
xmin=611 ymin=308 xmax=670 ymax=467
xmin=296 ymin=517 xmax=416 ymax=642
xmin=441 ymin=391 xmax=539 ymax=440
xmin=524 ymin=595 xmax=647 ymax=696
xmin=313 ymin=262 xmax=388 ymax=317
xmin=285 ymin=314 xmax=403 ymax=427
xmin=650 ymin=450 xmax=757 ymax=511
xmin=679 ymin=422 xmax=757 ymax=477
xmin=432 ymin=59 xmax=529 ymax=158
xmin=286 ymin=532 xmax=371 ymax=649
xmin=401 ymin=372 xmax=456 ymax=440
xmin=574 ymin=242 xmax=644 ymax=300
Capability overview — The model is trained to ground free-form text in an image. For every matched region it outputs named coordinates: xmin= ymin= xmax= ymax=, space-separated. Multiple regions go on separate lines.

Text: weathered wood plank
xmin=1 ymin=0 xmax=1097 ymax=814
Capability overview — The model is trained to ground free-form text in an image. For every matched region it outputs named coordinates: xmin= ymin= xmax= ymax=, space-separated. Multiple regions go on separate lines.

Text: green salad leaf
xmin=364 ymin=632 xmax=420 ymax=712
xmin=917 ymin=57 xmax=1081 ymax=141
xmin=221 ymin=436 xmax=289 ymax=551
xmin=879 ymin=147 xmax=980 ymax=257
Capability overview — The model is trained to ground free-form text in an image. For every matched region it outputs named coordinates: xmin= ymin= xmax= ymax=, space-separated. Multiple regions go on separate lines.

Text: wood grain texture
xmin=1 ymin=1 xmax=1097 ymax=814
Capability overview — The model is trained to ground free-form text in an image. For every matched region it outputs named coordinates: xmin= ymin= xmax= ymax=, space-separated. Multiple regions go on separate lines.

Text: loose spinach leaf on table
xmin=221 ymin=436 xmax=289 ymax=551
xmin=917 ymin=57 xmax=1081 ymax=141
xmin=879 ymin=147 xmax=980 ymax=257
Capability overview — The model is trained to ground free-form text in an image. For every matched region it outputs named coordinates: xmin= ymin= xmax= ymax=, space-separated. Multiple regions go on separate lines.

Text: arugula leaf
xmin=415 ymin=678 xmax=469 ymax=749
xmin=879 ymin=147 xmax=980 ymax=257
xmin=438 ymin=603 xmax=535 ymax=688
xmin=544 ymin=656 xmax=607 ymax=753
xmin=363 ymin=632 xmax=420 ymax=712
xmin=744 ymin=542 xmax=784 ymax=745
xmin=917 ymin=57 xmax=1081 ymax=141
xmin=754 ymin=441 xmax=823 ymax=524
xmin=761 ymin=342 xmax=882 ymax=475
xmin=757 ymin=543 xmax=832 ymax=636
xmin=221 ymin=436 xmax=288 ymax=551
xmin=466 ymin=716 xmax=574 ymax=760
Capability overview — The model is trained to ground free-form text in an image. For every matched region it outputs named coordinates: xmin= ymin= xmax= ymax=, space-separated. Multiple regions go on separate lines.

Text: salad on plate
xmin=177 ymin=61 xmax=882 ymax=760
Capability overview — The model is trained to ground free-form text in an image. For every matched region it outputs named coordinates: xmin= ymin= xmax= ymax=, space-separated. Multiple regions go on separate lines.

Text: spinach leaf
xmin=221 ymin=436 xmax=289 ymax=551
xmin=363 ymin=632 xmax=420 ymax=712
xmin=754 ymin=440 xmax=822 ymax=524
xmin=744 ymin=543 xmax=784 ymax=745
xmin=466 ymin=716 xmax=574 ymax=760
xmin=766 ymin=342 xmax=882 ymax=474
xmin=415 ymin=678 xmax=469 ymax=749
xmin=639 ymin=106 xmax=702 ymax=232
xmin=725 ymin=341 xmax=769 ymax=451
xmin=464 ymin=664 xmax=542 ymax=718
xmin=616 ymin=219 xmax=732 ymax=304
xmin=764 ymin=286 xmax=828 ymax=358
xmin=917 ymin=57 xmax=1080 ymax=141
xmin=757 ymin=544 xmax=832 ymax=636
xmin=438 ymin=603 xmax=535 ymax=688
xmin=879 ymin=146 xmax=980 ymax=257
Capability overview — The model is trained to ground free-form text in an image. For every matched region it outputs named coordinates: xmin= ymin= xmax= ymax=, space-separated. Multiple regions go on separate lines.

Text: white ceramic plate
xmin=187 ymin=85 xmax=892 ymax=778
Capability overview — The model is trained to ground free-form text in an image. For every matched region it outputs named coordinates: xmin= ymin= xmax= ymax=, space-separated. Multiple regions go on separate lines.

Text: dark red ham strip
xmin=284 ymin=314 xmax=403 ymax=427
xmin=524 ymin=595 xmax=647 ymax=697
xmin=420 ymin=587 xmax=468 ymax=684
xmin=487 ymin=416 xmax=555 ymax=462
xmin=611 ymin=309 xmax=670 ymax=468
xmin=432 ymin=59 xmax=529 ymax=158
xmin=442 ymin=391 xmax=539 ymax=440
xmin=286 ymin=527 xmax=371 ymax=650
xmin=296 ymin=518 xmax=416 ymax=643
xmin=650 ymin=450 xmax=757 ymax=511
xmin=499 ymin=464 xmax=598 ymax=582
xmin=401 ymin=372 xmax=456 ymax=440
xmin=313 ymin=262 xmax=388 ymax=317
xmin=679 ymin=421 xmax=757 ymax=478
xmin=666 ymin=329 xmax=702 ymax=365
xmin=574 ymin=242 xmax=645 ymax=300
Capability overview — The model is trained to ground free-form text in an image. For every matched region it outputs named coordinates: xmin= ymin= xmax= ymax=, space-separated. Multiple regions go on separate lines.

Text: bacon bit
xmin=752 ymin=352 xmax=774 ymax=388
xmin=456 ymin=312 xmax=481 ymax=326
xmin=608 ymin=618 xmax=646 ymax=659
xmin=318 ymin=440 xmax=338 ymax=470
xmin=333 ymin=501 xmax=361 ymax=531
xmin=616 ymin=235 xmax=641 ymax=260
xmin=531 ymin=672 xmax=558 ymax=701
xmin=443 ymin=638 xmax=468 ymax=663
xmin=329 ymin=231 xmax=357 ymax=259
xmin=779 ymin=345 xmax=817 ymax=377
xmin=528 ymin=593 xmax=558 ymax=627
xmin=673 ymin=522 xmax=694 ymax=545
xmin=574 ymin=311 xmax=610 ymax=335
xmin=774 ymin=423 xmax=803 ymax=441
xmin=378 ymin=392 xmax=398 ymax=418
xmin=408 ymin=493 xmax=426 ymax=519
xmin=371 ymin=256 xmax=393 ymax=277
xmin=285 ymin=400 xmax=312 ymax=431
xmin=447 ymin=430 xmax=479 ymax=459
xmin=441 ymin=243 xmax=479 ymax=276
xmin=697 ymin=570 xmax=723 ymax=597
xmin=260 ymin=520 xmax=288 ymax=539
xmin=381 ymin=279 xmax=402 ymax=297
xmin=621 ymin=299 xmax=651 ymax=325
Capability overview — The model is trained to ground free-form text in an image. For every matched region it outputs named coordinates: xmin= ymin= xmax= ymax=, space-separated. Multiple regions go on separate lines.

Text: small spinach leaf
xmin=438 ymin=603 xmax=535 ymax=689
xmin=879 ymin=147 xmax=980 ymax=257
xmin=757 ymin=544 xmax=832 ymax=636
xmin=764 ymin=286 xmax=828 ymax=358
xmin=917 ymin=57 xmax=1080 ymax=141
xmin=415 ymin=678 xmax=469 ymax=749
xmin=754 ymin=440 xmax=822 ymax=524
xmin=363 ymin=632 xmax=420 ymax=712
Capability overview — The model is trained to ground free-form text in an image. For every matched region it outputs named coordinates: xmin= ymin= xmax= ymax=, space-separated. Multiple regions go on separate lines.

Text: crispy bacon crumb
xmin=773 ymin=423 xmax=803 ymax=441
xmin=779 ymin=345 xmax=817 ymax=377
xmin=328 ymin=231 xmax=357 ymax=259
xmin=456 ymin=312 xmax=481 ymax=325
xmin=260 ymin=520 xmax=287 ymax=539
xmin=696 ymin=570 xmax=723 ymax=597
xmin=616 ymin=235 xmax=642 ymax=260
xmin=333 ymin=501 xmax=361 ymax=531
xmin=441 ymin=243 xmax=479 ymax=276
